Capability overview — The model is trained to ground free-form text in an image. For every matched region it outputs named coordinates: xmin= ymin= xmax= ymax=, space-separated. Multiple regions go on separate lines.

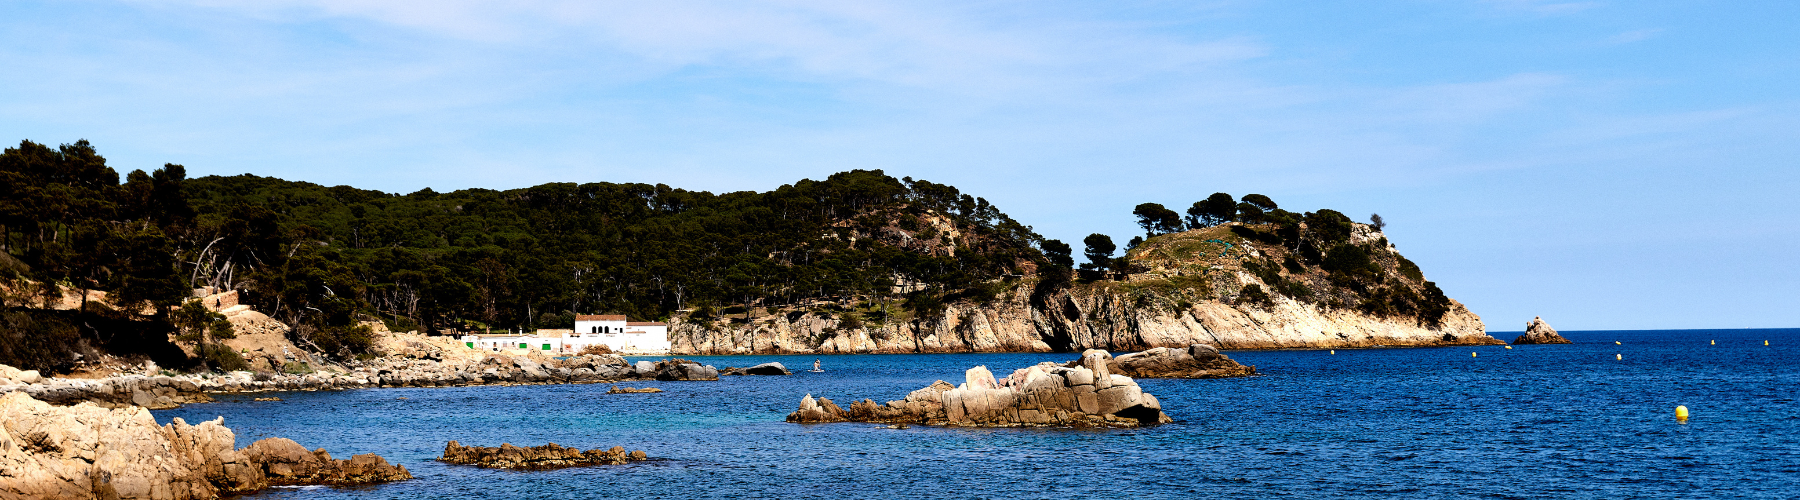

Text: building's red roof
xmin=626 ymin=321 xmax=667 ymax=326
xmin=575 ymin=314 xmax=628 ymax=321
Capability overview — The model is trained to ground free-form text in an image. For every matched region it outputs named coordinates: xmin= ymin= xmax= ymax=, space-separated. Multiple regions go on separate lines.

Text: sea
xmin=154 ymin=329 xmax=1800 ymax=499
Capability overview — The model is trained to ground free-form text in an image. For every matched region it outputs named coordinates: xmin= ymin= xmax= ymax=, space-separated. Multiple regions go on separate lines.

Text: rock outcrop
xmin=787 ymin=350 xmax=1170 ymax=428
xmin=1512 ymin=316 xmax=1571 ymax=345
xmin=1100 ymin=344 xmax=1257 ymax=379
xmin=605 ymin=386 xmax=662 ymax=394
xmin=0 ymin=392 xmax=409 ymax=499
xmin=439 ymin=441 xmax=647 ymax=470
xmin=239 ymin=438 xmax=412 ymax=487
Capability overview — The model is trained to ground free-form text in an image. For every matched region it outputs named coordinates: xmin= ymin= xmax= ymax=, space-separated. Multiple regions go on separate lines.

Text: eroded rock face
xmin=0 ymin=392 xmax=408 ymax=500
xmin=1513 ymin=317 xmax=1571 ymax=345
xmin=1102 ymin=345 xmax=1257 ymax=379
xmin=786 ymin=351 xmax=1171 ymax=428
xmin=439 ymin=441 xmax=647 ymax=470
xmin=671 ymin=283 xmax=1499 ymax=355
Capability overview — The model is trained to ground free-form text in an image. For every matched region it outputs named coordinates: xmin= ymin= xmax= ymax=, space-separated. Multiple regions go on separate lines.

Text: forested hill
xmin=0 ymin=138 xmax=1054 ymax=365
xmin=179 ymin=169 xmax=1045 ymax=337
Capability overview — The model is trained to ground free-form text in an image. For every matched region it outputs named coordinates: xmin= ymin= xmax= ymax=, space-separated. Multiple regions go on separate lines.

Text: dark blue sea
xmin=155 ymin=329 xmax=1800 ymax=499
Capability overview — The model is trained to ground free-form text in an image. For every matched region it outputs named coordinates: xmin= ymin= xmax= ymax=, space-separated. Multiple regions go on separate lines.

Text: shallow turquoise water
xmin=155 ymin=329 xmax=1800 ymax=499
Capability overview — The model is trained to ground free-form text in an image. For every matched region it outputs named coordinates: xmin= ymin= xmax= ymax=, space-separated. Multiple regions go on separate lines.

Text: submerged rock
xmin=0 ymin=392 xmax=409 ymax=499
xmin=1099 ymin=345 xmax=1257 ymax=379
xmin=786 ymin=351 xmax=1171 ymax=428
xmin=605 ymin=385 xmax=663 ymax=394
xmin=1512 ymin=317 xmax=1571 ymax=345
xmin=439 ymin=441 xmax=647 ymax=470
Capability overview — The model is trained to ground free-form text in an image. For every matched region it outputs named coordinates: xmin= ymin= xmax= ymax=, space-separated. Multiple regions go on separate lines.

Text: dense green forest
xmin=0 ymin=139 xmax=1050 ymax=364
xmin=1 ymin=138 xmax=1449 ymax=370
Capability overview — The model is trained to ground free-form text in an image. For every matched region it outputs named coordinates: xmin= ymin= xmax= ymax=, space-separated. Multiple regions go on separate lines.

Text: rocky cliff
xmin=672 ymin=223 xmax=1499 ymax=354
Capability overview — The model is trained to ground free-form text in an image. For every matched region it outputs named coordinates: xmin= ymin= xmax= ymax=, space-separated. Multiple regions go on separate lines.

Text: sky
xmin=3 ymin=0 xmax=1796 ymax=331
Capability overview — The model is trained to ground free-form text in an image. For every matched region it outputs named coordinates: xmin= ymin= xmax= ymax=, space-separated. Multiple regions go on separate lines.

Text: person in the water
xmin=813 ymin=359 xmax=821 ymax=371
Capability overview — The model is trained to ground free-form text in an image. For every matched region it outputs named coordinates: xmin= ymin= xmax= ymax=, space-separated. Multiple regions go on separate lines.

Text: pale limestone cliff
xmin=673 ymin=221 xmax=1500 ymax=354
xmin=671 ymin=283 xmax=1495 ymax=355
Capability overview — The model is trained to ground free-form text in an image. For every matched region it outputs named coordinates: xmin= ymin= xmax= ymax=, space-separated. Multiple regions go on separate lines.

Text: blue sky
xmin=3 ymin=1 xmax=1796 ymax=330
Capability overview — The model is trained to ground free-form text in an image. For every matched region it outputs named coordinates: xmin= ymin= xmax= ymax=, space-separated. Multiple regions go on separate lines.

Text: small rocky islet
xmin=1512 ymin=316 xmax=1572 ymax=345
xmin=439 ymin=441 xmax=649 ymax=470
xmin=787 ymin=345 xmax=1254 ymax=428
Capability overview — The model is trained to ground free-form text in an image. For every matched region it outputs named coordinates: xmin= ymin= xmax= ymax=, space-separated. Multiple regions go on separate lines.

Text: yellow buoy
xmin=1504 ymin=345 xmax=1513 ymax=349
xmin=1711 ymin=340 xmax=1715 ymax=345
xmin=1471 ymin=352 xmax=1478 ymax=358
xmin=1330 ymin=350 xmax=1335 ymax=355
xmin=1615 ymin=341 xmax=1622 ymax=345
xmin=1616 ymin=353 xmax=1622 ymax=360
xmin=1676 ymin=405 xmax=1689 ymax=420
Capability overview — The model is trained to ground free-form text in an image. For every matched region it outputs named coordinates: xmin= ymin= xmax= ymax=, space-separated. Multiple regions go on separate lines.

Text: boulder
xmin=786 ymin=363 xmax=1171 ymax=428
xmin=742 ymin=362 xmax=791 ymax=376
xmin=439 ymin=441 xmax=647 ymax=469
xmin=1513 ymin=317 xmax=1571 ymax=345
xmin=651 ymin=359 xmax=719 ymax=381
xmin=0 ymin=364 xmax=42 ymax=384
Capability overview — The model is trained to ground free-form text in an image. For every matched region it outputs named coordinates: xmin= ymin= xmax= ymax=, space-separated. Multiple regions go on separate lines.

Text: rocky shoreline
xmin=0 ymin=353 xmax=723 ymax=411
xmin=0 ymin=392 xmax=410 ymax=499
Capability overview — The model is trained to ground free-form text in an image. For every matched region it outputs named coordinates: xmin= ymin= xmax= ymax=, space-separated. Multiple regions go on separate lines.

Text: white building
xmin=458 ymin=314 xmax=670 ymax=354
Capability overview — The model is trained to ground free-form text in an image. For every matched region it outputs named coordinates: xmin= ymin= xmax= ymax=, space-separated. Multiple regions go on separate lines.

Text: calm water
xmin=155 ymin=329 xmax=1800 ymax=499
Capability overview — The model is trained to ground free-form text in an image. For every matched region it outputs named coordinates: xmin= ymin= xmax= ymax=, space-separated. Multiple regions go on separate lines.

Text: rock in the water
xmin=785 ymin=356 xmax=1171 ymax=428
xmin=0 ymin=392 xmax=409 ymax=499
xmin=439 ymin=441 xmax=648 ymax=469
xmin=651 ymin=359 xmax=719 ymax=381
xmin=1513 ymin=317 xmax=1571 ymax=345
xmin=742 ymin=362 xmax=790 ymax=375
xmin=243 ymin=438 xmax=412 ymax=486
xmin=1099 ymin=345 xmax=1257 ymax=379
xmin=605 ymin=385 xmax=663 ymax=394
